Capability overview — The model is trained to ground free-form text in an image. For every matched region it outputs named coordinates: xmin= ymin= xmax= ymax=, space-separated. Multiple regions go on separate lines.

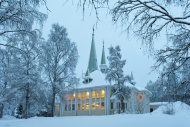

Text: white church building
xmin=54 ymin=28 xmax=151 ymax=116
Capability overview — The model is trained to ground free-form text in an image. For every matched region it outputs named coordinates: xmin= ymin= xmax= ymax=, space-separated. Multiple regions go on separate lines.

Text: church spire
xmin=101 ymin=41 xmax=106 ymax=65
xmin=87 ymin=26 xmax=98 ymax=73
xmin=99 ymin=40 xmax=107 ymax=74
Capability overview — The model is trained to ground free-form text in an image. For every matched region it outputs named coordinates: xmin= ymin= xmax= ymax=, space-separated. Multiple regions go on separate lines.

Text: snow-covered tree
xmin=0 ymin=30 xmax=47 ymax=118
xmin=106 ymin=45 xmax=131 ymax=114
xmin=0 ymin=0 xmax=47 ymax=43
xmin=40 ymin=23 xmax=79 ymax=116
xmin=14 ymin=104 xmax=23 ymax=119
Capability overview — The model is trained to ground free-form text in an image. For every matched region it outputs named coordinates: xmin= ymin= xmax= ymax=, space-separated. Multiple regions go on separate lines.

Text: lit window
xmin=138 ymin=93 xmax=143 ymax=101
xmin=69 ymin=94 xmax=72 ymax=101
xmin=82 ymin=103 xmax=85 ymax=110
xmin=101 ymin=90 xmax=105 ymax=98
xmin=78 ymin=104 xmax=81 ymax=110
xmin=86 ymin=92 xmax=90 ymax=100
xmin=96 ymin=102 xmax=100 ymax=110
xmin=82 ymin=92 xmax=86 ymax=100
xmin=92 ymin=91 xmax=95 ymax=99
xmin=73 ymin=93 xmax=75 ymax=100
xmin=101 ymin=102 xmax=104 ymax=110
xmin=96 ymin=90 xmax=100 ymax=99
xmin=92 ymin=102 xmax=95 ymax=110
xmin=78 ymin=92 xmax=81 ymax=100
xmin=86 ymin=103 xmax=89 ymax=110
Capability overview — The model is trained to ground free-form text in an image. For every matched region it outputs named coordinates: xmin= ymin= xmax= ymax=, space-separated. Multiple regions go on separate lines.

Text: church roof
xmin=77 ymin=70 xmax=109 ymax=89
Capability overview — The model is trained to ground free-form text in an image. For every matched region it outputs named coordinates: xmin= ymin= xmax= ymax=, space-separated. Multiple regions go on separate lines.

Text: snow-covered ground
xmin=0 ymin=102 xmax=190 ymax=127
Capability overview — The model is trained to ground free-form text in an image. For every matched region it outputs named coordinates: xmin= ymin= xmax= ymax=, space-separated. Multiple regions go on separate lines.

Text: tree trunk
xmin=0 ymin=103 xmax=4 ymax=118
xmin=24 ymin=64 xmax=30 ymax=119
xmin=24 ymin=83 xmax=29 ymax=119
xmin=51 ymin=82 xmax=56 ymax=117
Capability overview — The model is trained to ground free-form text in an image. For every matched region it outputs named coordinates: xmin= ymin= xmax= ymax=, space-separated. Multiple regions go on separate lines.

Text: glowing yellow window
xmin=82 ymin=103 xmax=85 ymax=110
xmin=101 ymin=90 xmax=105 ymax=98
xmin=92 ymin=102 xmax=95 ymax=110
xmin=66 ymin=94 xmax=71 ymax=101
xmin=73 ymin=93 xmax=76 ymax=100
xmin=86 ymin=103 xmax=89 ymax=110
xmin=86 ymin=92 xmax=90 ymax=100
xmin=78 ymin=104 xmax=81 ymax=110
xmin=96 ymin=102 xmax=100 ymax=110
xmin=92 ymin=91 xmax=95 ymax=99
xmin=82 ymin=92 xmax=86 ymax=100
xmin=96 ymin=90 xmax=100 ymax=99
xmin=78 ymin=93 xmax=81 ymax=100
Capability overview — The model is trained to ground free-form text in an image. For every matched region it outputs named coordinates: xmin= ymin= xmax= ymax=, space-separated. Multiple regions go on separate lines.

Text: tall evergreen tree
xmin=106 ymin=45 xmax=131 ymax=113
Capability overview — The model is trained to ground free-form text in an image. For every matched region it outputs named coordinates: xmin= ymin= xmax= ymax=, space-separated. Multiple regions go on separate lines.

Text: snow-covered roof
xmin=76 ymin=70 xmax=150 ymax=95
xmin=125 ymin=82 xmax=151 ymax=94
xmin=77 ymin=70 xmax=110 ymax=89
xmin=150 ymin=102 xmax=168 ymax=106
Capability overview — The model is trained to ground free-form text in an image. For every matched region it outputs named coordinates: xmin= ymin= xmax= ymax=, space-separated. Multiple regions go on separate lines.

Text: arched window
xmin=101 ymin=90 xmax=105 ymax=98
xmin=78 ymin=92 xmax=81 ymax=100
xmin=96 ymin=90 xmax=100 ymax=99
xmin=92 ymin=91 xmax=95 ymax=99
xmin=86 ymin=92 xmax=90 ymax=100
xmin=82 ymin=92 xmax=86 ymax=100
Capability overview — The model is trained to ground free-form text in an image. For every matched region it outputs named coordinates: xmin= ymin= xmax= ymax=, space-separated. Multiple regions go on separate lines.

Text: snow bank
xmin=0 ymin=114 xmax=190 ymax=127
xmin=152 ymin=101 xmax=190 ymax=115
xmin=1 ymin=115 xmax=16 ymax=120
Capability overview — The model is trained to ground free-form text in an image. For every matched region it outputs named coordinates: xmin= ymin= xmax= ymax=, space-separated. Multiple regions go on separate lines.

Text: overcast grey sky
xmin=41 ymin=0 xmax=159 ymax=88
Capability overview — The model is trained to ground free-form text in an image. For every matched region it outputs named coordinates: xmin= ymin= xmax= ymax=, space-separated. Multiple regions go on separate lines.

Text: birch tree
xmin=40 ymin=23 xmax=79 ymax=116
xmin=0 ymin=0 xmax=47 ymax=50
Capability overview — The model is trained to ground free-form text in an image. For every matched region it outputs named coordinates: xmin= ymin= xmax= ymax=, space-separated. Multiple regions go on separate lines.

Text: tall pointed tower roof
xmin=87 ymin=26 xmax=98 ymax=73
xmin=101 ymin=41 xmax=106 ymax=65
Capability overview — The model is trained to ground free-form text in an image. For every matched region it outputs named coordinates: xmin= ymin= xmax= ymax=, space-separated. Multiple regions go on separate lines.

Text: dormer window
xmin=83 ymin=78 xmax=93 ymax=84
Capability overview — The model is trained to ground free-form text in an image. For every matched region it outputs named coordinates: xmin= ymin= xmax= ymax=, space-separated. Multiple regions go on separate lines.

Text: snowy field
xmin=0 ymin=102 xmax=190 ymax=127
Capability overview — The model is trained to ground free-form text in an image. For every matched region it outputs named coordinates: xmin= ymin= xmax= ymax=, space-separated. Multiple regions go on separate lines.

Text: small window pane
xmin=92 ymin=91 xmax=95 ymax=99
xmin=96 ymin=102 xmax=100 ymax=110
xmin=65 ymin=104 xmax=67 ymax=111
xmin=72 ymin=104 xmax=75 ymax=110
xmin=73 ymin=93 xmax=75 ymax=100
xmin=68 ymin=104 xmax=71 ymax=111
xmin=86 ymin=92 xmax=90 ymax=100
xmin=82 ymin=92 xmax=86 ymax=100
xmin=111 ymin=102 xmax=113 ymax=109
xmin=101 ymin=90 xmax=105 ymax=98
xmin=82 ymin=103 xmax=85 ymax=110
xmin=96 ymin=90 xmax=100 ymax=99
xmin=78 ymin=93 xmax=81 ymax=100
xmin=78 ymin=104 xmax=81 ymax=110
xmin=92 ymin=102 xmax=95 ymax=110
xmin=101 ymin=102 xmax=104 ymax=110
xmin=86 ymin=103 xmax=89 ymax=110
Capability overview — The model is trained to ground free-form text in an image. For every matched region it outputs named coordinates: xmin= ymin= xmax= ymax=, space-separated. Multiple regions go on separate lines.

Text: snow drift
xmin=152 ymin=101 xmax=190 ymax=115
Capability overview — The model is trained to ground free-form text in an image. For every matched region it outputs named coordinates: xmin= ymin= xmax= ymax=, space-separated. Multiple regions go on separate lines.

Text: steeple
xmin=87 ymin=26 xmax=98 ymax=73
xmin=99 ymin=41 xmax=107 ymax=73
xmin=101 ymin=41 xmax=106 ymax=65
